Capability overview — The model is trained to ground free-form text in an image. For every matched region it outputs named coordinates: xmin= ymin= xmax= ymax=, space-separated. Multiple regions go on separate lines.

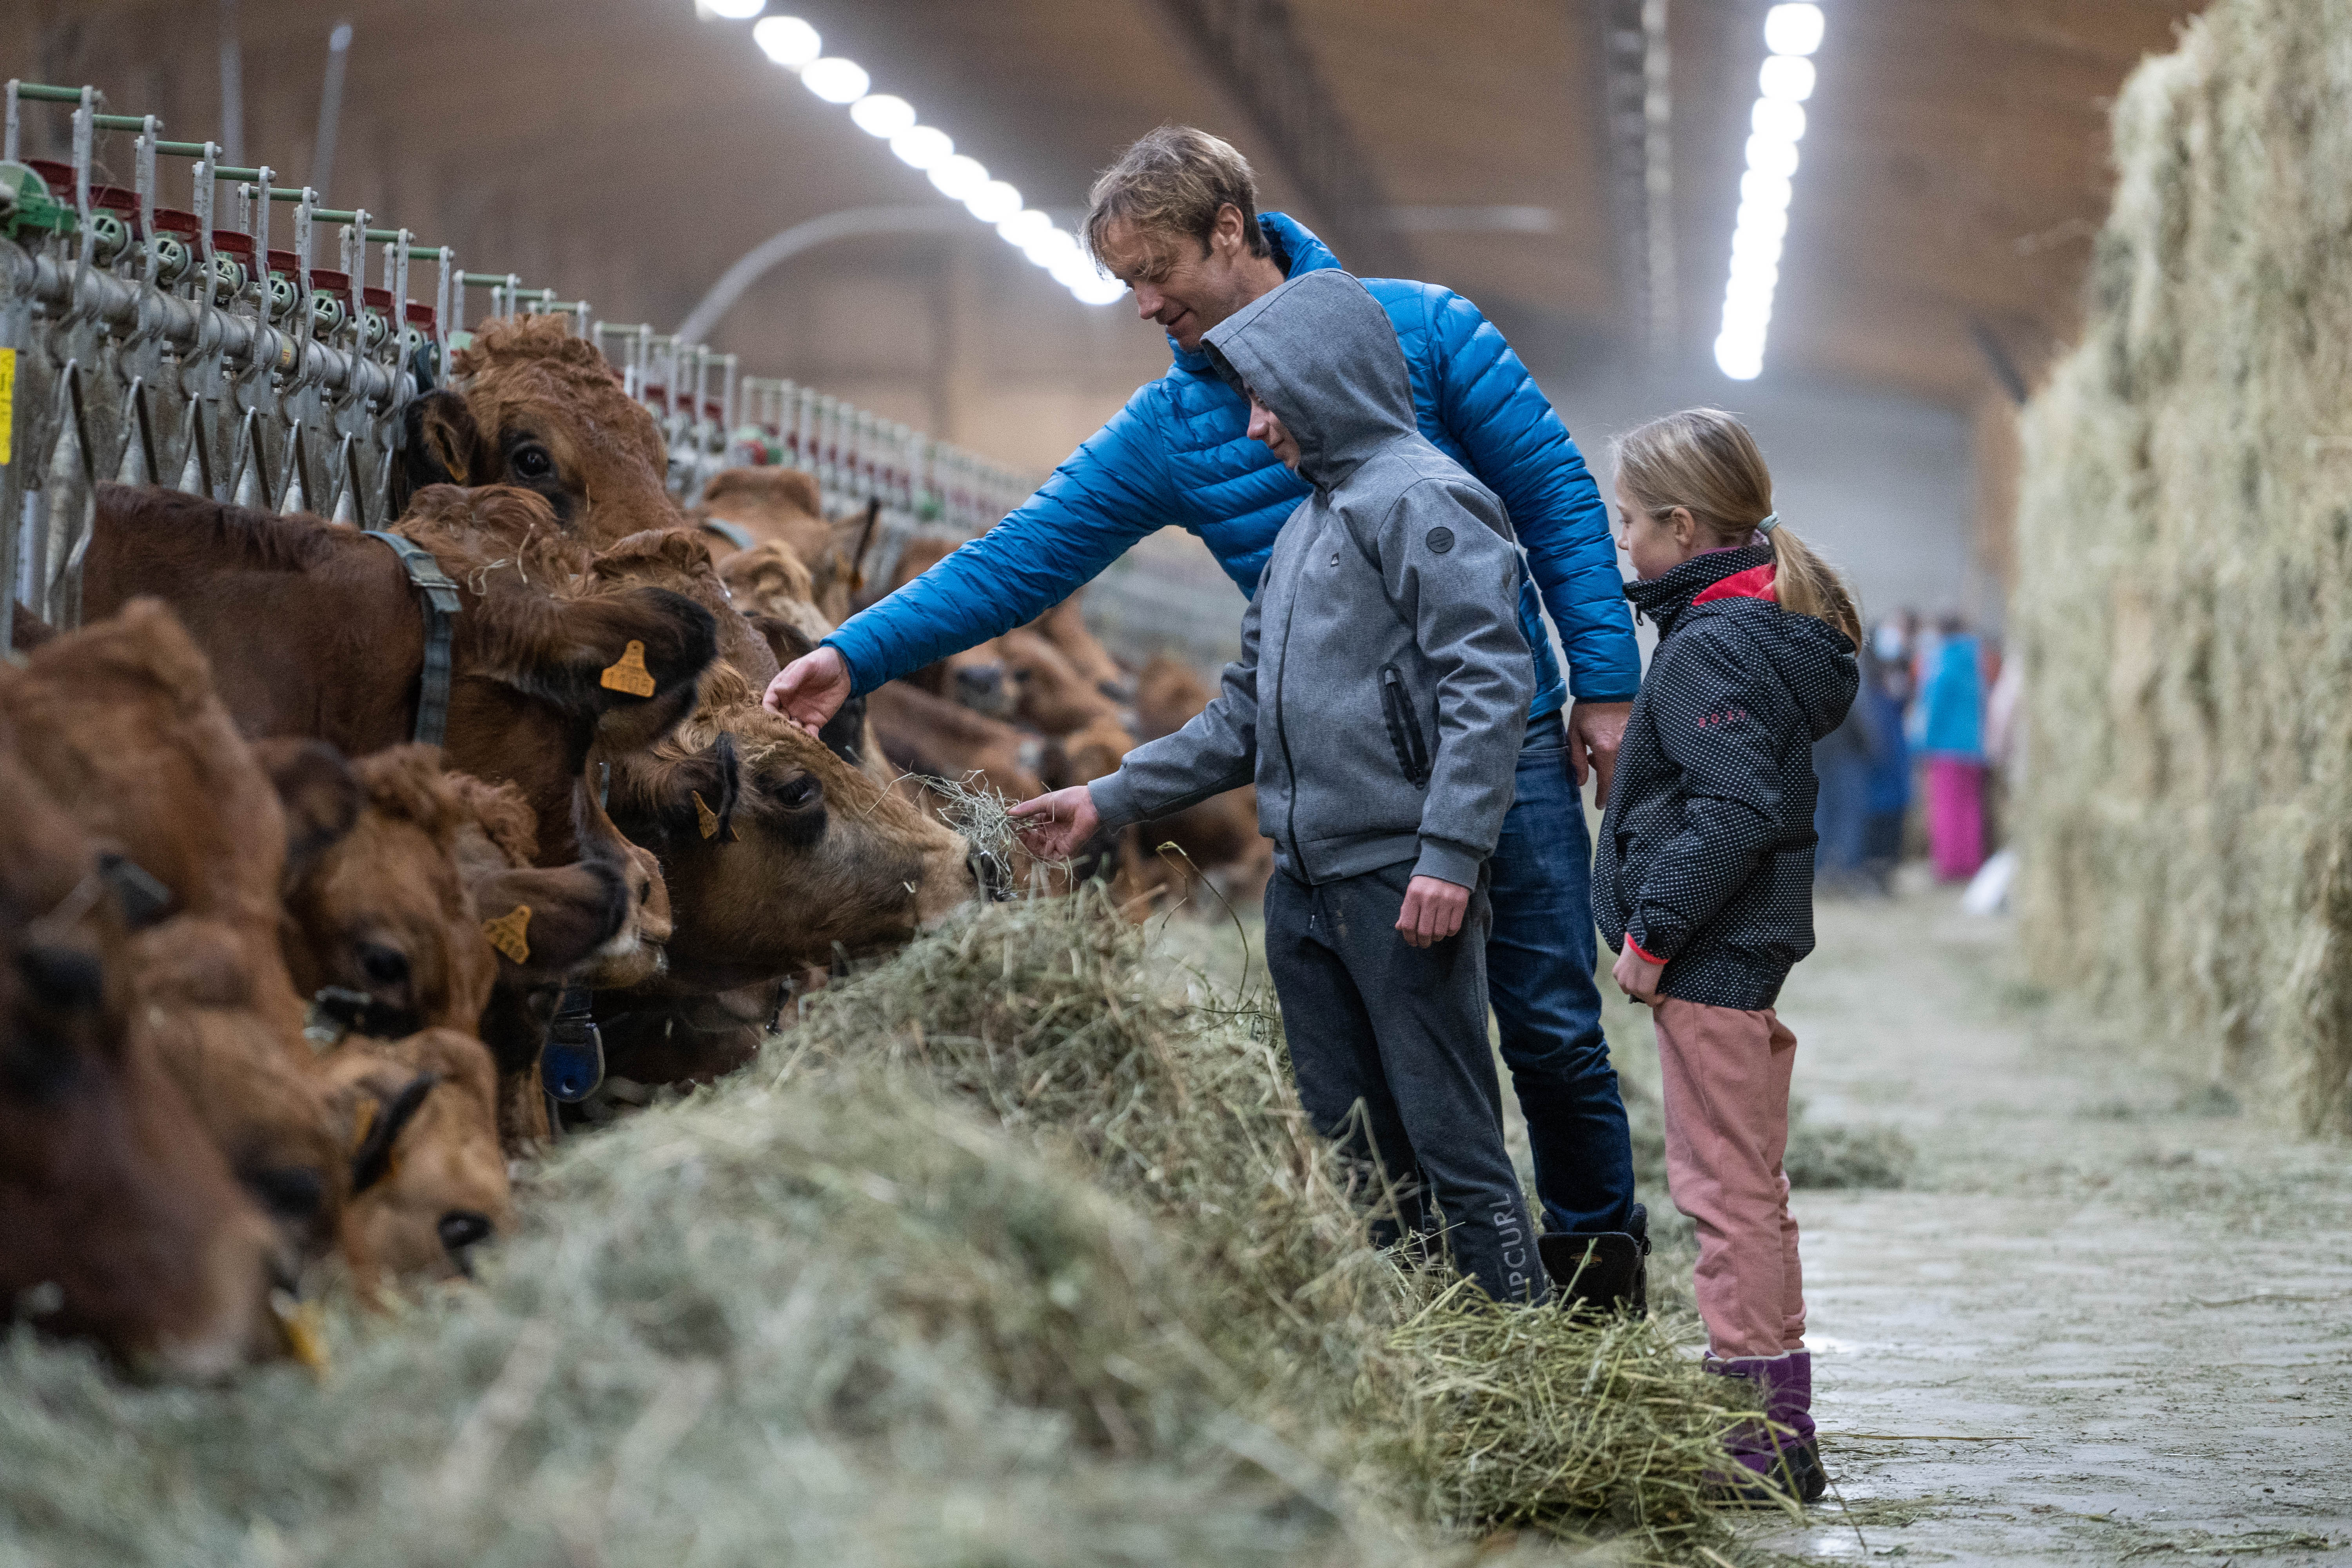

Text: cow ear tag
xmin=693 ymin=790 xmax=721 ymax=840
xmin=483 ymin=904 xmax=533 ymax=964
xmin=600 ymin=639 xmax=657 ymax=697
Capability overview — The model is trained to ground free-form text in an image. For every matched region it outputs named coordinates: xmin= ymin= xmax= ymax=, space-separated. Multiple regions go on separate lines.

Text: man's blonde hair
xmin=1084 ymin=125 xmax=1272 ymax=265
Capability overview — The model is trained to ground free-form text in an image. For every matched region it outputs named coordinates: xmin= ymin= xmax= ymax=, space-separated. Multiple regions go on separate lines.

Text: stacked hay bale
xmin=2017 ymin=0 xmax=2352 ymax=1132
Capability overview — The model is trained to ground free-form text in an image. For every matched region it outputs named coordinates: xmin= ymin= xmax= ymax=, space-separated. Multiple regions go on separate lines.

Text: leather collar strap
xmin=362 ymin=531 xmax=463 ymax=747
xmin=700 ymin=518 xmax=754 ymax=551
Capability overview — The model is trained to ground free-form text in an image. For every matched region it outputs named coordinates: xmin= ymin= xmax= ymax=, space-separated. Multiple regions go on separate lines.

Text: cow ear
xmin=399 ymin=390 xmax=481 ymax=499
xmin=349 ymin=1071 xmax=440 ymax=1196
xmin=252 ymin=738 xmax=363 ymax=893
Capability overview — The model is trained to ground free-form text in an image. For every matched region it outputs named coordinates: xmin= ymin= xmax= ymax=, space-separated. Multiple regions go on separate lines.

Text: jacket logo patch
xmin=1697 ymin=709 xmax=1750 ymax=728
xmin=1425 ymin=526 xmax=1455 ymax=555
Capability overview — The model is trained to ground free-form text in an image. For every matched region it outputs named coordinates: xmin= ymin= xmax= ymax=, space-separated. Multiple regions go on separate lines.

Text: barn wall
xmin=2015 ymin=0 xmax=2352 ymax=1132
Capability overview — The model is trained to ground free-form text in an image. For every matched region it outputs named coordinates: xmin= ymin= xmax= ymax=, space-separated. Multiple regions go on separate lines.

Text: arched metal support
xmin=673 ymin=205 xmax=967 ymax=346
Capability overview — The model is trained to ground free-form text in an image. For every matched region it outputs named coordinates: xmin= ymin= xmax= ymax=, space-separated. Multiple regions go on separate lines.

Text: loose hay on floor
xmin=2016 ymin=0 xmax=2352 ymax=1133
xmin=1 ymin=891 xmax=1748 ymax=1566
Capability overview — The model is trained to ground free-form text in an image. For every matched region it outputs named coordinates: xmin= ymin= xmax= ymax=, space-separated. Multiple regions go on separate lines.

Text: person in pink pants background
xmin=1919 ymin=615 xmax=1989 ymax=880
xmin=1591 ymin=408 xmax=1860 ymax=1506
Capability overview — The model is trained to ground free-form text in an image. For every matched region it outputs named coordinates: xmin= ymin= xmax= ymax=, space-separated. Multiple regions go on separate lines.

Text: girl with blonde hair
xmin=1592 ymin=407 xmax=1859 ymax=1504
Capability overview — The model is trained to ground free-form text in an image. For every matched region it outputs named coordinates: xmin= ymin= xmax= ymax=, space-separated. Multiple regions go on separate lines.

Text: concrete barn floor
xmin=1698 ymin=887 xmax=2352 ymax=1566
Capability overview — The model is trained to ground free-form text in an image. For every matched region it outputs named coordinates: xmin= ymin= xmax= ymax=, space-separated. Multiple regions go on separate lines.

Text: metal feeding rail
xmin=0 ymin=77 xmax=1040 ymax=647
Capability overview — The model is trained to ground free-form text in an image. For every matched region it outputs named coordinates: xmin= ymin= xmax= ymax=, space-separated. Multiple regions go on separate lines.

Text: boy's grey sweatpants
xmin=1264 ymin=862 xmax=1547 ymax=1304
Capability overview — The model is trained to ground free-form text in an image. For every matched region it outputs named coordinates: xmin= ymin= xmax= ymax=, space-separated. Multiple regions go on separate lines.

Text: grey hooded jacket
xmin=1087 ymin=270 xmax=1533 ymax=887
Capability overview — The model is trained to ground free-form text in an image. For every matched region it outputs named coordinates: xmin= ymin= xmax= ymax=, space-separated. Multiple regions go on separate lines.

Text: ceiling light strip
xmin=734 ymin=11 xmax=1126 ymax=306
xmin=1714 ymin=3 xmax=1822 ymax=380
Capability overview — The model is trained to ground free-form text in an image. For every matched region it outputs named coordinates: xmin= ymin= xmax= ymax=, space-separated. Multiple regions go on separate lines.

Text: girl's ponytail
xmin=1760 ymin=522 xmax=1862 ymax=651
xmin=1610 ymin=407 xmax=1862 ymax=649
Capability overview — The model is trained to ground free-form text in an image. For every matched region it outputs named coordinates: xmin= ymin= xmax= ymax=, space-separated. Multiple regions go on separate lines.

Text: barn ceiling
xmin=16 ymin=0 xmax=2200 ymax=411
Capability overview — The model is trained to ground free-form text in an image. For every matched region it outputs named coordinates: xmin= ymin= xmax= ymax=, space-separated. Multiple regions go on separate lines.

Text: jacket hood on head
xmin=1202 ymin=270 xmax=1416 ymax=488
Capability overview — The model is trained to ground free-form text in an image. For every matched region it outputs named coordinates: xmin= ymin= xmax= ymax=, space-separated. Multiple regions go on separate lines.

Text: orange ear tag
xmin=483 ymin=904 xmax=533 ymax=964
xmin=600 ymin=639 xmax=657 ymax=697
xmin=693 ymin=790 xmax=721 ymax=840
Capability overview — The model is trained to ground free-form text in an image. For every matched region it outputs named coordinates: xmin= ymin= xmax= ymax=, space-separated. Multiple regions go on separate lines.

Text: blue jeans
xmin=1487 ymin=711 xmax=1637 ymax=1235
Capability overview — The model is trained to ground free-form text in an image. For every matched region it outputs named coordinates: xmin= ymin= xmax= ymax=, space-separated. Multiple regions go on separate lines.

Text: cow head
xmin=693 ymin=469 xmax=873 ymax=624
xmin=606 ymin=670 xmax=979 ymax=992
xmin=320 ymin=1028 xmax=514 ymax=1286
xmin=399 ymin=315 xmax=677 ymax=543
xmin=0 ymin=738 xmax=285 ymax=1377
xmin=267 ymin=742 xmax=501 ymax=1045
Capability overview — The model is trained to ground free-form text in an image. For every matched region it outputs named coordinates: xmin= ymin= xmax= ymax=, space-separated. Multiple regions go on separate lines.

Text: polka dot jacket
xmin=1592 ymin=543 xmax=1860 ymax=1009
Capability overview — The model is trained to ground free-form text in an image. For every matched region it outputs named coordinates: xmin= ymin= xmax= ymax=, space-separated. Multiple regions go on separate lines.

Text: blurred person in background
xmin=1810 ymin=672 xmax=1877 ymax=895
xmin=1920 ymin=613 xmax=1987 ymax=880
xmin=765 ymin=126 xmax=1648 ymax=1287
xmin=1860 ymin=617 xmax=1915 ymax=889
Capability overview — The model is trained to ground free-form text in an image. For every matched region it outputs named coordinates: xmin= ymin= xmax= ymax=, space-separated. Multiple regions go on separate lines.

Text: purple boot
xmin=1704 ymin=1352 xmax=1826 ymax=1505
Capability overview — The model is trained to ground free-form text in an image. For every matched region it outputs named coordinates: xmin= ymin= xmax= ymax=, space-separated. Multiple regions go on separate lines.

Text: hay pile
xmin=0 ymin=891 xmax=1749 ymax=1566
xmin=2016 ymin=0 xmax=2352 ymax=1132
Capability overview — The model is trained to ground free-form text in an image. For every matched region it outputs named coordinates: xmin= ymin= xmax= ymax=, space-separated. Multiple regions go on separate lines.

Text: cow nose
xmin=969 ymin=847 xmax=1013 ymax=903
xmin=955 ymin=665 xmax=1004 ymax=706
xmin=438 ymin=1210 xmax=495 ymax=1277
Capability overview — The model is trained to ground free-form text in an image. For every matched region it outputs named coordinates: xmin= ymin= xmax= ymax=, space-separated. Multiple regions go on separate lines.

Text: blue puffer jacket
xmin=825 ymin=212 xmax=1640 ymax=713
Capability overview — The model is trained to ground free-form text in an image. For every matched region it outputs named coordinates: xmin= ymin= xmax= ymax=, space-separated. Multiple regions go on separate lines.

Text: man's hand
xmin=1612 ymin=942 xmax=1664 ymax=1004
xmin=1008 ymin=785 xmax=1101 ymax=861
xmin=1396 ymin=875 xmax=1470 ymax=948
xmin=763 ymin=646 xmax=852 ymax=736
xmin=1569 ymin=699 xmax=1633 ymax=806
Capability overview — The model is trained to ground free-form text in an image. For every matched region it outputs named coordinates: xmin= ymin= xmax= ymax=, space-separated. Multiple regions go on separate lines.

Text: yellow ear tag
xmin=693 ymin=790 xmax=721 ymax=840
xmin=483 ymin=904 xmax=533 ymax=964
xmin=600 ymin=639 xmax=657 ymax=697
xmin=347 ymin=1096 xmax=377 ymax=1157
xmin=271 ymin=1290 xmax=332 ymax=1376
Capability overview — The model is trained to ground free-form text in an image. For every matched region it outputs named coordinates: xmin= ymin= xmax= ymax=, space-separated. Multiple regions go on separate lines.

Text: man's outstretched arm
xmin=767 ymin=387 xmax=1182 ymax=728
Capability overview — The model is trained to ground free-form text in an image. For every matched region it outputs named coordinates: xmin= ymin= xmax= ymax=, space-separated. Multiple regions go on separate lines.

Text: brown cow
xmin=86 ymin=483 xmax=717 ymax=873
xmin=0 ymin=722 xmax=285 ymax=1376
xmin=996 ymin=626 xmax=1127 ymax=737
xmin=1113 ymin=654 xmax=1274 ymax=909
xmin=692 ymin=468 xmax=876 ymax=624
xmin=0 ymin=601 xmax=352 ymax=1266
xmin=1031 ymin=594 xmax=1131 ymax=703
xmin=603 ymin=663 xmax=978 ymax=993
xmin=397 ymin=314 xmax=675 ymax=544
xmin=319 ymin=1027 xmax=513 ymax=1287
xmin=867 ymin=679 xmax=1048 ymax=807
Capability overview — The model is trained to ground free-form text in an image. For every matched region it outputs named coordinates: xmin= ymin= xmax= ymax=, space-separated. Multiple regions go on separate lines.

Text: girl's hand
xmin=1008 ymin=786 xmax=1100 ymax=860
xmin=1396 ymin=875 xmax=1470 ymax=947
xmin=1612 ymin=943 xmax=1665 ymax=1003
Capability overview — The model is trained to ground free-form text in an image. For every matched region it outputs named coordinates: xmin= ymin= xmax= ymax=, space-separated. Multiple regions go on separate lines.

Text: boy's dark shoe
xmin=1541 ymin=1200 xmax=1650 ymax=1318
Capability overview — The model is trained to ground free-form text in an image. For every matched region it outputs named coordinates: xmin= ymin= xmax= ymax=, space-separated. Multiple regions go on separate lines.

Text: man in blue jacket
xmin=766 ymin=126 xmax=1642 ymax=1263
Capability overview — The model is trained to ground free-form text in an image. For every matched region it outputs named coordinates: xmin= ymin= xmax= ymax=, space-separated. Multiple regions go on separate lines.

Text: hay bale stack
xmin=2017 ymin=0 xmax=2352 ymax=1132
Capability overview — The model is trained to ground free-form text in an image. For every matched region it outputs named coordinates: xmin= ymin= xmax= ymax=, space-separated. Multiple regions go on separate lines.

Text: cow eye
xmin=248 ymin=1166 xmax=326 ymax=1221
xmin=771 ymin=773 xmax=822 ymax=810
xmin=357 ymin=942 xmax=411 ymax=987
xmin=511 ymin=443 xmax=554 ymax=481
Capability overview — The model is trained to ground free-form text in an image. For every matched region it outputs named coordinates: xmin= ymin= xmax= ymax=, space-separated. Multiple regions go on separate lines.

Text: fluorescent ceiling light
xmin=1763 ymin=4 xmax=1825 ymax=56
xmin=997 ymin=209 xmax=1054 ymax=246
xmin=705 ymin=0 xmax=764 ymax=19
xmin=1740 ymin=170 xmax=1793 ymax=209
xmin=800 ymin=57 xmax=869 ymax=103
xmin=965 ymin=180 xmax=1024 ymax=223
xmin=1069 ymin=272 xmax=1127 ymax=306
xmin=751 ymin=15 xmax=820 ymax=67
xmin=1752 ymin=98 xmax=1807 ymax=143
xmin=926 ymin=154 xmax=991 ymax=201
xmin=1759 ymin=54 xmax=1816 ymax=102
xmin=849 ymin=94 xmax=916 ymax=138
xmin=1745 ymin=135 xmax=1800 ymax=180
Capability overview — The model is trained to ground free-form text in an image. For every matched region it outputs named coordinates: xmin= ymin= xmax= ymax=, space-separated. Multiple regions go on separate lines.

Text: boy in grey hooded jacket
xmin=1012 ymin=269 xmax=1544 ymax=1303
